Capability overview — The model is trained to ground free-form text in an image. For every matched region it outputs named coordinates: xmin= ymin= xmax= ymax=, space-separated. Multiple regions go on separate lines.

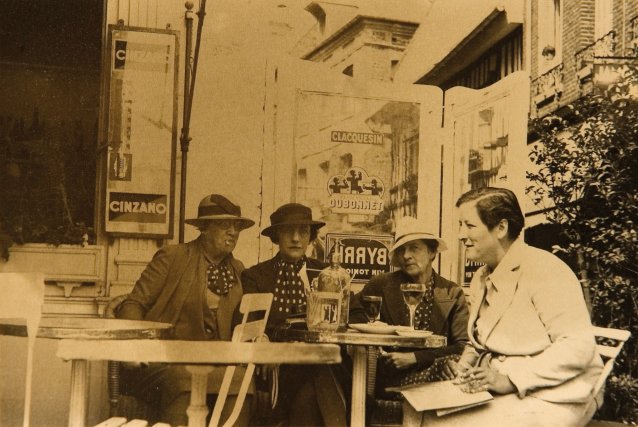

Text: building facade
xmin=395 ymin=0 xmax=638 ymax=277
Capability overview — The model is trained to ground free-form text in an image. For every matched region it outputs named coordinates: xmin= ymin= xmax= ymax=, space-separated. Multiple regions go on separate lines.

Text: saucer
xmin=349 ymin=322 xmax=396 ymax=335
xmin=395 ymin=330 xmax=434 ymax=338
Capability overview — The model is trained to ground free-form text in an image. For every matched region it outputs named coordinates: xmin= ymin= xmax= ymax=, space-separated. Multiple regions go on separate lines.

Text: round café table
xmin=0 ymin=316 xmax=173 ymax=427
xmin=0 ymin=317 xmax=173 ymax=339
xmin=270 ymin=324 xmax=447 ymax=427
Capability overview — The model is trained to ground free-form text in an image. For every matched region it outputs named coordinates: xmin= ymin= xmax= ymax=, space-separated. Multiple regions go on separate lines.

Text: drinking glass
xmin=399 ymin=283 xmax=426 ymax=329
xmin=361 ymin=295 xmax=382 ymax=323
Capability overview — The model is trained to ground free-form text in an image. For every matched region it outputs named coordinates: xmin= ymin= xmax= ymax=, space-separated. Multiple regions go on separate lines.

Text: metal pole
xmin=187 ymin=0 xmax=207 ymax=124
xmin=179 ymin=2 xmax=194 ymax=243
xmin=178 ymin=0 xmax=206 ymax=243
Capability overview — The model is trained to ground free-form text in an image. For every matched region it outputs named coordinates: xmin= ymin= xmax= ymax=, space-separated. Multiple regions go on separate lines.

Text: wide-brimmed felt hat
xmin=185 ymin=194 xmax=255 ymax=230
xmin=389 ymin=216 xmax=447 ymax=267
xmin=261 ymin=203 xmax=325 ymax=238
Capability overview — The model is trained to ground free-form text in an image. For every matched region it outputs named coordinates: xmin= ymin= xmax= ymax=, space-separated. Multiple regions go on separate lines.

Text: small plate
xmin=395 ymin=330 xmax=434 ymax=338
xmin=349 ymin=322 xmax=396 ymax=335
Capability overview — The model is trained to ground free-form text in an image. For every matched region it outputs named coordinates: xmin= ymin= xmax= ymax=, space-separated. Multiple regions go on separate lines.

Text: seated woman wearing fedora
xmin=116 ymin=193 xmax=255 ymax=426
xmin=350 ymin=216 xmax=470 ymax=395
xmin=241 ymin=203 xmax=348 ymax=427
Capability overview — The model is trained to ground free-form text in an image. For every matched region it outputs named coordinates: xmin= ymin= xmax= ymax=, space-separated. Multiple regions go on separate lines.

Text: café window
xmin=0 ymin=0 xmax=103 ymax=246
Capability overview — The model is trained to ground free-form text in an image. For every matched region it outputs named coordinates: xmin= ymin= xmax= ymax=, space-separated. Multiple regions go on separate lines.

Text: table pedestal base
xmin=351 ymin=346 xmax=367 ymax=427
xmin=186 ymin=366 xmax=216 ymax=427
xmin=68 ymin=360 xmax=88 ymax=427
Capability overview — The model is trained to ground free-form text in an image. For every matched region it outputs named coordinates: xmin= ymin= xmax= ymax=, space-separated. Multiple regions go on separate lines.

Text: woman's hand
xmin=380 ymin=351 xmax=417 ymax=370
xmin=440 ymin=358 xmax=473 ymax=380
xmin=454 ymin=366 xmax=515 ymax=395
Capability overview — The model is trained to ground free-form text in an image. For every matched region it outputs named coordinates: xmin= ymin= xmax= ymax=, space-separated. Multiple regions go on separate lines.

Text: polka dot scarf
xmin=411 ymin=275 xmax=435 ymax=331
xmin=273 ymin=256 xmax=307 ymax=316
xmin=206 ymin=261 xmax=235 ymax=296
xmin=399 ymin=354 xmax=461 ymax=387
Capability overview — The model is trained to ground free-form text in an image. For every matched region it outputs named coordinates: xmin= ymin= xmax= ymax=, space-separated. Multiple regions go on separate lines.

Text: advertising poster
xmin=104 ymin=26 xmax=178 ymax=237
xmin=325 ymin=233 xmax=394 ymax=283
xmin=293 ymin=91 xmax=420 ymax=267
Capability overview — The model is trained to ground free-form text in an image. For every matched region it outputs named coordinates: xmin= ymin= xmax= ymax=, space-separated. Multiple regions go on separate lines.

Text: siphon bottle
xmin=306 ymin=250 xmax=351 ymax=332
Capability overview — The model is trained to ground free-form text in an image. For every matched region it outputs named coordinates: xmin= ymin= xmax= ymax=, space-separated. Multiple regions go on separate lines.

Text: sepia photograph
xmin=0 ymin=0 xmax=636 ymax=426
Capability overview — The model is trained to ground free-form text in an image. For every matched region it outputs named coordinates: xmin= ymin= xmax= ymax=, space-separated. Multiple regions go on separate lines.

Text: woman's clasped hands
xmin=443 ymin=359 xmax=516 ymax=395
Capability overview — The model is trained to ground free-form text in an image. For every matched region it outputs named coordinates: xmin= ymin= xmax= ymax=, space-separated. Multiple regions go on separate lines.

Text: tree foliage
xmin=526 ymin=66 xmax=638 ymax=423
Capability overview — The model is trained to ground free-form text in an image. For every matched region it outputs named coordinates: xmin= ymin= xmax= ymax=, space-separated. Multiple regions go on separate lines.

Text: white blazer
xmin=466 ymin=239 xmax=603 ymax=403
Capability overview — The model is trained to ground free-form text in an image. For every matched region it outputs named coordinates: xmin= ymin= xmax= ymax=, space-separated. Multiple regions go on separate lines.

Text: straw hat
xmin=185 ymin=194 xmax=255 ymax=230
xmin=388 ymin=216 xmax=447 ymax=266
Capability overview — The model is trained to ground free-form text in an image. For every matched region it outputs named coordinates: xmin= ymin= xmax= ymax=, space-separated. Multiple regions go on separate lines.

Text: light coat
xmin=466 ymin=239 xmax=603 ymax=403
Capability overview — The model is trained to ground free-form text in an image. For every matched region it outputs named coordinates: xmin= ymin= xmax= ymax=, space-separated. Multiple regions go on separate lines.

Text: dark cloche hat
xmin=185 ymin=194 xmax=255 ymax=230
xmin=261 ymin=203 xmax=325 ymax=238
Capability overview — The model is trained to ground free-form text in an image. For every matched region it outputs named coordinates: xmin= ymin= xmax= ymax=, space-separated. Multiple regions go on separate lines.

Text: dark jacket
xmin=350 ymin=270 xmax=469 ymax=368
xmin=117 ymin=236 xmax=245 ymax=341
xmin=241 ymin=254 xmax=327 ymax=327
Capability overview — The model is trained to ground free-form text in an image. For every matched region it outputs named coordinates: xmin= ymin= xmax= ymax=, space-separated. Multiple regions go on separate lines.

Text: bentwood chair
xmin=0 ymin=272 xmax=46 ymax=427
xmin=590 ymin=326 xmax=631 ymax=410
xmin=208 ymin=292 xmax=273 ymax=427
xmin=103 ymin=295 xmax=156 ymax=421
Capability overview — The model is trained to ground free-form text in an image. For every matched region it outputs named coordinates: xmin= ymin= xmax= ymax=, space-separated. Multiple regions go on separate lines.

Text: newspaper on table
xmin=400 ymin=380 xmax=493 ymax=416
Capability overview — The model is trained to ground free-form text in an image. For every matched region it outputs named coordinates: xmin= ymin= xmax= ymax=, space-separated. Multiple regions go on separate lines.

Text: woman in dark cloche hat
xmin=242 ymin=203 xmax=348 ymax=427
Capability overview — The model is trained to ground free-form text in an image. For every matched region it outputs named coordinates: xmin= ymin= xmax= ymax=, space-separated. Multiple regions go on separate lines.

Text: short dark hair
xmin=269 ymin=225 xmax=319 ymax=244
xmin=455 ymin=187 xmax=524 ymax=240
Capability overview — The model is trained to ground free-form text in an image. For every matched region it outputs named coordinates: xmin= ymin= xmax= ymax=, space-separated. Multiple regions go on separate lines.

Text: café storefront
xmin=0 ymin=1 xmax=529 ymax=425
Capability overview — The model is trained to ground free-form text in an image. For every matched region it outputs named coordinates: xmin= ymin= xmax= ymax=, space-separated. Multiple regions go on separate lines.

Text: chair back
xmin=209 ymin=293 xmax=274 ymax=427
xmin=591 ymin=326 xmax=631 ymax=400
xmin=231 ymin=293 xmax=273 ymax=343
xmin=0 ymin=272 xmax=46 ymax=427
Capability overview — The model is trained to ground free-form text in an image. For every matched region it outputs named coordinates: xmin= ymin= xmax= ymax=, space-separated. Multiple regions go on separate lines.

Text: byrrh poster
xmin=293 ymin=91 xmax=420 ymax=262
xmin=104 ymin=26 xmax=178 ymax=237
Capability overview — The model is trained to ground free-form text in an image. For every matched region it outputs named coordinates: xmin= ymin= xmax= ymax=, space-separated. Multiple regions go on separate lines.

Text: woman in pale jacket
xmin=410 ymin=187 xmax=603 ymax=427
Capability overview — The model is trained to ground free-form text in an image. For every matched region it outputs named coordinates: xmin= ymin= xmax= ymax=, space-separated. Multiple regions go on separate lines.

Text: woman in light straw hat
xmin=350 ymin=216 xmax=469 ymax=396
xmin=117 ymin=193 xmax=255 ymax=426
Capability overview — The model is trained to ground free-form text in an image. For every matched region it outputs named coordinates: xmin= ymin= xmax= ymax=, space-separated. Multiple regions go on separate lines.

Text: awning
xmin=394 ymin=0 xmax=525 ymax=85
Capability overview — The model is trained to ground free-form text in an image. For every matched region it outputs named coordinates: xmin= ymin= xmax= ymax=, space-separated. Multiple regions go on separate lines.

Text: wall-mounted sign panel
xmin=293 ymin=91 xmax=422 ymax=246
xmin=324 ymin=233 xmax=394 ymax=283
xmin=104 ymin=26 xmax=178 ymax=238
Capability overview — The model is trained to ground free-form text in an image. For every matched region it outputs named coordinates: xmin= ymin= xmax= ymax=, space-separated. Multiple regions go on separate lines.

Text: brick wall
xmin=532 ymin=0 xmax=595 ymax=117
xmin=532 ymin=0 xmax=638 ymax=118
xmin=616 ymin=0 xmax=638 ymax=55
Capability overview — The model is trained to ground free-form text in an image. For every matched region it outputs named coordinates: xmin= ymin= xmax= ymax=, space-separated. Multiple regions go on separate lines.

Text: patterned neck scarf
xmin=272 ymin=255 xmax=307 ymax=316
xmin=411 ymin=274 xmax=435 ymax=331
xmin=206 ymin=259 xmax=235 ymax=296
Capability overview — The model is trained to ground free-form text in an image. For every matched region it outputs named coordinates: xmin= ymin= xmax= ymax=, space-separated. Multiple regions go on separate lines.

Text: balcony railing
xmin=531 ymin=63 xmax=564 ymax=108
xmin=574 ymin=30 xmax=616 ymax=83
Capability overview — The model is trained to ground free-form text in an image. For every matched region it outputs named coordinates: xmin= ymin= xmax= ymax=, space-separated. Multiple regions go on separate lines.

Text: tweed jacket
xmin=118 ymin=236 xmax=245 ymax=341
xmin=350 ymin=270 xmax=470 ymax=368
xmin=464 ymin=239 xmax=603 ymax=403
xmin=241 ymin=254 xmax=327 ymax=327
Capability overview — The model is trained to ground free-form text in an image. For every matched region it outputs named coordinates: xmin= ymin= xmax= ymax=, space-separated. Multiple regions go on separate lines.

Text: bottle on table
xmin=306 ymin=250 xmax=351 ymax=332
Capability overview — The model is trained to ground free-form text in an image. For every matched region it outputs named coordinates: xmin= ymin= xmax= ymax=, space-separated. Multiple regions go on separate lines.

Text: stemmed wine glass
xmin=400 ymin=283 xmax=426 ymax=329
xmin=361 ymin=295 xmax=382 ymax=324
